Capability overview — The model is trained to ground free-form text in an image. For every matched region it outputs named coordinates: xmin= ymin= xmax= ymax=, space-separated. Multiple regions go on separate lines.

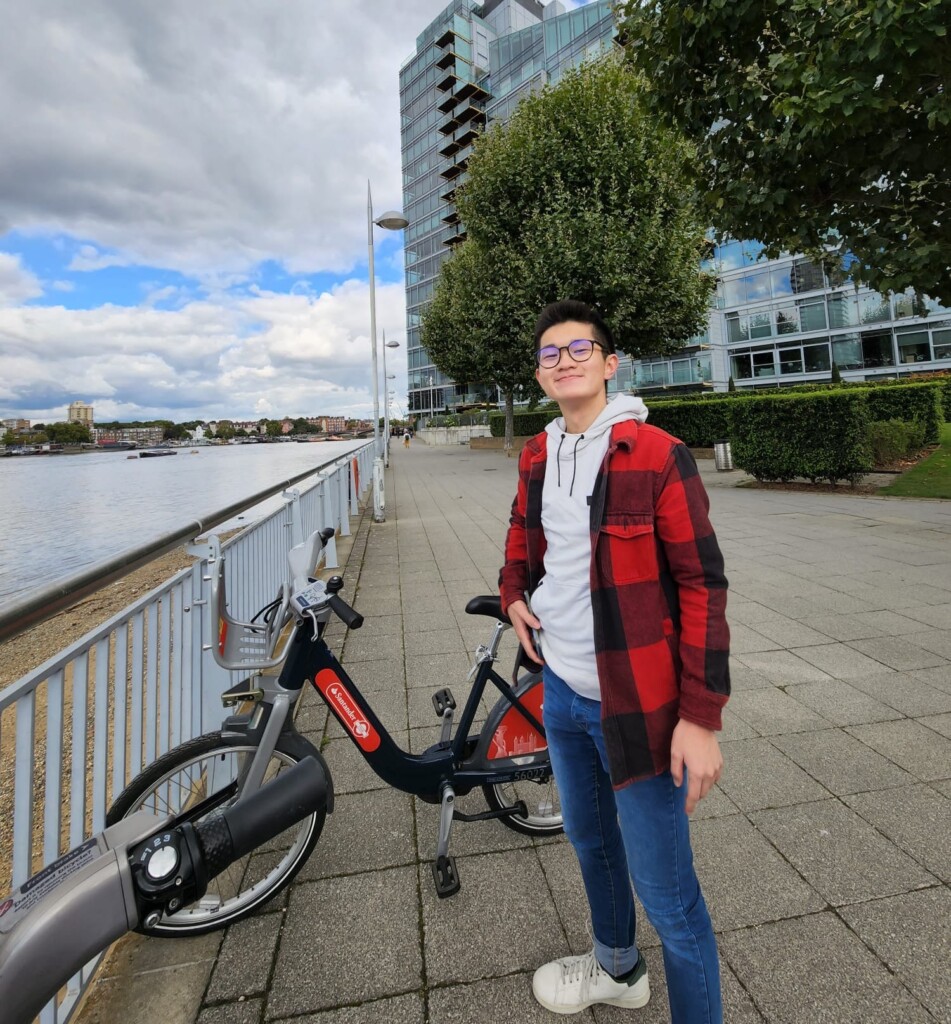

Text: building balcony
xmin=455 ymin=124 xmax=480 ymax=148
xmin=444 ymin=226 xmax=467 ymax=246
xmin=437 ymin=92 xmax=458 ymax=114
xmin=436 ymin=49 xmax=456 ymax=70
xmin=454 ymin=101 xmax=485 ymax=126
xmin=456 ymin=80 xmax=490 ymax=103
xmin=436 ymin=66 xmax=460 ymax=92
xmin=438 ymin=113 xmax=462 ymax=135
xmin=442 ymin=208 xmax=460 ymax=225
xmin=440 ymin=160 xmax=465 ymax=181
xmin=438 ymin=136 xmax=462 ymax=158
xmin=435 ymin=27 xmax=455 ymax=48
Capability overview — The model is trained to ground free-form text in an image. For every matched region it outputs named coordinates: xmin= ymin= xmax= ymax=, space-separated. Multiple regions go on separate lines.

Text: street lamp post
xmin=382 ymin=333 xmax=400 ymax=466
xmin=366 ymin=182 xmax=408 ymax=522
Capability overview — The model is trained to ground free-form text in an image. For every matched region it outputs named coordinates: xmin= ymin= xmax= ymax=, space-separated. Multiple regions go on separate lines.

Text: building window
xmin=731 ymin=352 xmax=752 ymax=380
xmin=858 ymin=293 xmax=891 ymax=325
xmin=803 ymin=342 xmax=831 ymax=372
xmin=799 ymin=299 xmax=827 ymax=332
xmin=828 ymin=294 xmax=858 ymax=328
xmin=775 ymin=305 xmax=799 ymax=335
xmin=933 ymin=328 xmax=951 ymax=361
xmin=751 ymin=350 xmax=776 ymax=378
xmin=832 ymin=334 xmax=863 ymax=370
xmin=749 ymin=309 xmax=772 ymax=339
xmin=779 ymin=347 xmax=804 ymax=375
xmin=896 ymin=329 xmax=930 ymax=364
xmin=860 ymin=330 xmax=894 ymax=368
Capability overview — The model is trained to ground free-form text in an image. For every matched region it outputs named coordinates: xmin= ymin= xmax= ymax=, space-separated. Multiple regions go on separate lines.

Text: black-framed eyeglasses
xmin=535 ymin=338 xmax=605 ymax=369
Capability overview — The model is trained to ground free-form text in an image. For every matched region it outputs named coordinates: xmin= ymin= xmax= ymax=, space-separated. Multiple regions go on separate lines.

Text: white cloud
xmin=0 ymin=281 xmax=408 ymax=421
xmin=0 ymin=253 xmax=42 ymax=304
xmin=1 ymin=0 xmax=436 ymax=276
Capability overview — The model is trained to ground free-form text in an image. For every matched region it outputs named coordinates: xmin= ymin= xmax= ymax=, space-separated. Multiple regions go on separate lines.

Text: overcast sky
xmin=0 ymin=0 xmax=479 ymax=424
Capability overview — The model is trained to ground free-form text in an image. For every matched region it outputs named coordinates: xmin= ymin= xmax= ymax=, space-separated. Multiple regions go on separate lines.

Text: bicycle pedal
xmin=432 ymin=854 xmax=460 ymax=898
xmin=432 ymin=688 xmax=456 ymax=717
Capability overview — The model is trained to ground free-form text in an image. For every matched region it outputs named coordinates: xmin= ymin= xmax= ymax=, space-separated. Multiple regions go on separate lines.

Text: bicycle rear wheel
xmin=483 ymin=768 xmax=563 ymax=836
xmin=107 ymin=731 xmax=326 ymax=935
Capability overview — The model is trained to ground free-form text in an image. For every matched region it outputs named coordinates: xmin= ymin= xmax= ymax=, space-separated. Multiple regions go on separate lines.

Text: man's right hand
xmin=507 ymin=599 xmax=544 ymax=665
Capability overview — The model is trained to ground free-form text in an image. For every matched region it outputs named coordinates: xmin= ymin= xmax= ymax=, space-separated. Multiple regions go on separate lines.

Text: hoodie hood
xmin=544 ymin=393 xmax=648 ymax=444
xmin=543 ymin=394 xmax=649 ymax=497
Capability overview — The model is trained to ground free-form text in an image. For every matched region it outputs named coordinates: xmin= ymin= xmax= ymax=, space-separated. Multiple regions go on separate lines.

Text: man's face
xmin=535 ymin=320 xmax=619 ymax=405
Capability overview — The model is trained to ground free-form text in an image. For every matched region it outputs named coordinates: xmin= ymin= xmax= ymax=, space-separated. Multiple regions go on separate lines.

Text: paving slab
xmin=197 ymin=1001 xmax=264 ymax=1024
xmin=430 ymin=972 xmax=598 ymax=1024
xmin=750 ymin=799 xmax=936 ymax=906
xmin=847 ymin=718 xmax=951 ymax=781
xmin=782 ymin=678 xmax=903 ymax=727
xmin=692 ymin=814 xmax=825 ymax=929
xmin=732 ymin=649 xmax=834 ymax=684
xmin=727 ymin=686 xmax=831 ymax=735
xmin=715 ymin=737 xmax=832 ymax=811
xmin=844 ymin=783 xmax=951 ymax=883
xmin=421 ymin=849 xmax=564 ymax=986
xmin=788 ymin=642 xmax=896 ymax=680
xmin=206 ymin=911 xmax=282 ymax=1002
xmin=844 ymin=669 xmax=951 ymax=717
xmin=266 ymin=868 xmax=422 ymax=1018
xmin=720 ymin=912 xmax=933 ymax=1024
xmin=297 ymin=788 xmax=416 ymax=880
xmin=270 ymin=993 xmax=426 ymax=1024
xmin=770 ymin=728 xmax=914 ymax=796
xmin=839 ymin=887 xmax=951 ymax=1024
xmin=846 ymin=635 xmax=948 ymax=671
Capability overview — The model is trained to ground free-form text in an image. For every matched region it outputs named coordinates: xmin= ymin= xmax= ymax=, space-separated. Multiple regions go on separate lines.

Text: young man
xmin=499 ymin=300 xmax=730 ymax=1021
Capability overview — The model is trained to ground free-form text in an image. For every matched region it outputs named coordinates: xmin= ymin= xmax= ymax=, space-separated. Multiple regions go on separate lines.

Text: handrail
xmin=0 ymin=452 xmax=364 ymax=645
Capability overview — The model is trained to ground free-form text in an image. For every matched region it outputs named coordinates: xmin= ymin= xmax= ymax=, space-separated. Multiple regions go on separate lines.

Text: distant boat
xmin=138 ymin=449 xmax=177 ymax=458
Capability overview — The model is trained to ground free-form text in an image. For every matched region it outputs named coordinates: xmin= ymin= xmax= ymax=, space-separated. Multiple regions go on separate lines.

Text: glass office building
xmin=399 ymin=0 xmax=614 ymax=417
xmin=400 ymin=1 xmax=951 ymax=411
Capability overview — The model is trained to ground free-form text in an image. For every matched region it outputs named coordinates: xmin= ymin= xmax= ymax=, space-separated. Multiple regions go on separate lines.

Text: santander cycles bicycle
xmin=105 ymin=525 xmax=563 ymax=934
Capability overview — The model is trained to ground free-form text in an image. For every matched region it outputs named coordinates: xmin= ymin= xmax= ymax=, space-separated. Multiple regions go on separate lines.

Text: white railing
xmin=0 ymin=443 xmax=373 ymax=1024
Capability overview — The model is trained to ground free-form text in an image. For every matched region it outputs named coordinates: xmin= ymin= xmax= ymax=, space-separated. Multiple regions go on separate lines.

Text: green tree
xmin=215 ymin=420 xmax=236 ymax=441
xmin=422 ymin=55 xmax=712 ymax=448
xmin=163 ymin=423 xmax=189 ymax=441
xmin=264 ymin=419 xmax=283 ymax=438
xmin=2 ymin=430 xmax=16 ymax=446
xmin=45 ymin=421 xmax=92 ymax=444
xmin=618 ymin=0 xmax=951 ymax=304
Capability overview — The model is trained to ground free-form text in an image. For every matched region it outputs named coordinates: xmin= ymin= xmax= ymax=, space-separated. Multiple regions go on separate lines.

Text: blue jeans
xmin=543 ymin=667 xmax=722 ymax=1024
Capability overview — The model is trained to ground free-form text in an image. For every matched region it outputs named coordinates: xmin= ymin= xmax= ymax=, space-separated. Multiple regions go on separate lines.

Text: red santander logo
xmin=314 ymin=670 xmax=380 ymax=752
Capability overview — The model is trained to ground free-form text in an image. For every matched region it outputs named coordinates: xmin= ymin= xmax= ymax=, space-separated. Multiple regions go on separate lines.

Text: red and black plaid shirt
xmin=499 ymin=420 xmax=730 ymax=789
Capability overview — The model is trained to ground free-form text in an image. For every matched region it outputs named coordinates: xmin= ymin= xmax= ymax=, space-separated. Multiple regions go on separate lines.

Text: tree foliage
xmin=421 ymin=54 xmax=713 ymax=444
xmin=617 ymin=0 xmax=951 ymax=303
xmin=45 ymin=421 xmax=92 ymax=443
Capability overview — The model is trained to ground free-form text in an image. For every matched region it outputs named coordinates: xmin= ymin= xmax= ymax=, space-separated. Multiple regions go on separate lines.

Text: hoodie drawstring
xmin=569 ymin=435 xmax=583 ymax=497
xmin=555 ymin=433 xmax=585 ymax=496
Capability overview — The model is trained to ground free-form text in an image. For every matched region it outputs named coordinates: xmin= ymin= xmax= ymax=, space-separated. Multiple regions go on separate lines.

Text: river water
xmin=0 ymin=440 xmax=366 ymax=609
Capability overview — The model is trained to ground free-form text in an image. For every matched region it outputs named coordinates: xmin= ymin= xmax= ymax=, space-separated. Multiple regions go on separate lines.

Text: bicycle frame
xmin=263 ymin=614 xmax=548 ymax=800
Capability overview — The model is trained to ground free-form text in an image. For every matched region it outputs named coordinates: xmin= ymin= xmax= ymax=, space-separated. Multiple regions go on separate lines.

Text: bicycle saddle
xmin=464 ymin=595 xmax=510 ymax=624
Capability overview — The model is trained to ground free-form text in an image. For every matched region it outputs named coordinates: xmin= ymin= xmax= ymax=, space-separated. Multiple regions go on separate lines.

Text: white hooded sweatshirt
xmin=530 ymin=393 xmax=649 ymax=700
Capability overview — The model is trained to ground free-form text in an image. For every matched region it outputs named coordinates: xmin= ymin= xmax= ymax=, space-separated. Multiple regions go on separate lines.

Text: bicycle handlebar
xmin=327 ymin=594 xmax=364 ymax=630
xmin=0 ymin=758 xmax=328 ymax=1024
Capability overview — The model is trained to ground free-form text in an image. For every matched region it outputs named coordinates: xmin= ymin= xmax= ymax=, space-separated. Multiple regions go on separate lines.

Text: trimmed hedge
xmin=864 ymin=383 xmax=943 ymax=443
xmin=730 ymin=391 xmax=873 ymax=485
xmin=489 ymin=410 xmax=558 ymax=437
xmin=868 ymin=419 xmax=927 ymax=465
xmin=646 ymin=399 xmax=732 ymax=447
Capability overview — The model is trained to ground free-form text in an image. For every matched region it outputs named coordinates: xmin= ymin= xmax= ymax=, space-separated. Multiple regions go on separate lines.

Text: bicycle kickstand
xmin=432 ymin=780 xmax=460 ymax=898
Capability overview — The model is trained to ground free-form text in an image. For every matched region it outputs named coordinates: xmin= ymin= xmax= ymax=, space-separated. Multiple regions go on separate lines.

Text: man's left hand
xmin=670 ymin=720 xmax=723 ymax=815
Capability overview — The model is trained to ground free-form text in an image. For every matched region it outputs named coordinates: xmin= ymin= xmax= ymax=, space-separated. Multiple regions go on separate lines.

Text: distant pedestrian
xmin=499 ymin=299 xmax=730 ymax=1021
xmin=403 ymin=431 xmax=410 ymax=448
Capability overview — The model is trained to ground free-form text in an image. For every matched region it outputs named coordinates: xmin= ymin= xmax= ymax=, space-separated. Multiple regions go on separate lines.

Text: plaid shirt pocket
xmin=597 ymin=513 xmax=658 ymax=585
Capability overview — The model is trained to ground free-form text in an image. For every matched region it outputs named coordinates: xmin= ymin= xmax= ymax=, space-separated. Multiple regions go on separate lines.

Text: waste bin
xmin=713 ymin=439 xmax=733 ymax=472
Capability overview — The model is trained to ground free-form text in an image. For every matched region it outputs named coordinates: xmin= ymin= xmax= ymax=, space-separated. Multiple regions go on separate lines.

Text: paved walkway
xmin=78 ymin=443 xmax=951 ymax=1024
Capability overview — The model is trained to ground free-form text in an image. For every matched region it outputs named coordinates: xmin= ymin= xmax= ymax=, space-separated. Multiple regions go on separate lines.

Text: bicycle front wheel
xmin=483 ymin=766 xmax=563 ymax=836
xmin=107 ymin=731 xmax=326 ymax=936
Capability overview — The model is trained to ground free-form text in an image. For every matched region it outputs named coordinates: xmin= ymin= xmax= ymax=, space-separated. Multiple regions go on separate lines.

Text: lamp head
xmin=374 ymin=210 xmax=408 ymax=231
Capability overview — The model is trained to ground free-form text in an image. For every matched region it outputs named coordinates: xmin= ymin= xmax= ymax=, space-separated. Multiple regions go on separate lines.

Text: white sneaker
xmin=532 ymin=949 xmax=650 ymax=1014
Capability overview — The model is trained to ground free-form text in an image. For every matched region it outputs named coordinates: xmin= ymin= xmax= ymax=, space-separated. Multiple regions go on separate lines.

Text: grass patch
xmin=880 ymin=422 xmax=951 ymax=499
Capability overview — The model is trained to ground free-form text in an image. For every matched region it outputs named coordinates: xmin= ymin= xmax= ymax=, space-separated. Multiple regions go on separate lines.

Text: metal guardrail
xmin=0 ymin=443 xmax=373 ymax=1024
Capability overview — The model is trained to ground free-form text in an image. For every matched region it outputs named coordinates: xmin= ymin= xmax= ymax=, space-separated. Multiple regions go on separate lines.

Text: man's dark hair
xmin=534 ymin=300 xmax=616 ymax=355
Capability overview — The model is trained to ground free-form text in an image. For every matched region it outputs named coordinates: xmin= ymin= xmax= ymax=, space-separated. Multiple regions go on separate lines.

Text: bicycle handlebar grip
xmin=195 ymin=757 xmax=327 ymax=878
xmin=328 ymin=594 xmax=364 ymax=630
